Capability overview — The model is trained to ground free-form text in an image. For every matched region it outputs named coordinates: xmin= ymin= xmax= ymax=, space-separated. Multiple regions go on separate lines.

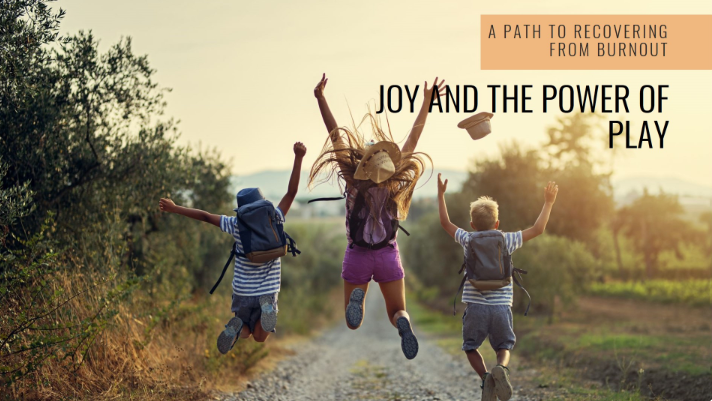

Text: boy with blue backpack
xmin=159 ymin=142 xmax=306 ymax=353
xmin=437 ymin=173 xmax=558 ymax=401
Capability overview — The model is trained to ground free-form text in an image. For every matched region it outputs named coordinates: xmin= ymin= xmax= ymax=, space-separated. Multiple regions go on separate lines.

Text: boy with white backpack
xmin=159 ymin=142 xmax=306 ymax=353
xmin=437 ymin=173 xmax=558 ymax=401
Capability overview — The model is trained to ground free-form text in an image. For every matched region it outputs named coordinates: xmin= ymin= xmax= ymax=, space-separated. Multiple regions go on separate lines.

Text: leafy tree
xmin=542 ymin=113 xmax=615 ymax=244
xmin=544 ymin=112 xmax=611 ymax=170
xmin=0 ymin=159 xmax=34 ymax=244
xmin=617 ymin=190 xmax=694 ymax=279
xmin=458 ymin=142 xmax=542 ymax=232
xmin=1 ymin=1 xmax=232 ymax=390
xmin=546 ymin=163 xmax=614 ymax=244
xmin=1 ymin=1 xmax=232 ymax=279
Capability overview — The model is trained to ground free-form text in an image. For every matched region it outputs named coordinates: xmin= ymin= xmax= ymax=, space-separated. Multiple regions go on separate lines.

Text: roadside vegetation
xmin=1 ymin=3 xmax=342 ymax=399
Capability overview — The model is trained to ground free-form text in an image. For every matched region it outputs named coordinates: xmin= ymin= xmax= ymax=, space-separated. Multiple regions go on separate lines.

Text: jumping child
xmin=437 ymin=173 xmax=558 ymax=401
xmin=309 ymin=73 xmax=445 ymax=360
xmin=159 ymin=142 xmax=306 ymax=353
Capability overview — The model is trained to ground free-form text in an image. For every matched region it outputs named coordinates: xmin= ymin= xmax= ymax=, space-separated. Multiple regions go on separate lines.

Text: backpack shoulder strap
xmin=453 ymin=274 xmax=466 ymax=316
xmin=307 ymin=188 xmax=348 ymax=204
xmin=284 ymin=232 xmax=301 ymax=257
xmin=453 ymin=248 xmax=469 ymax=315
xmin=512 ymin=268 xmax=531 ymax=316
xmin=210 ymin=242 xmax=238 ymax=295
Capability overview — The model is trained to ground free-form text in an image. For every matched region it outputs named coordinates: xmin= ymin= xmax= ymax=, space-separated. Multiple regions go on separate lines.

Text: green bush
xmin=511 ymin=234 xmax=597 ymax=316
xmin=280 ymin=221 xmax=345 ymax=294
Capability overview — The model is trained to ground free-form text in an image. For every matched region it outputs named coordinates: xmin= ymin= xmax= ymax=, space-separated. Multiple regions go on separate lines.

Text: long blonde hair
xmin=308 ymin=112 xmax=431 ymax=220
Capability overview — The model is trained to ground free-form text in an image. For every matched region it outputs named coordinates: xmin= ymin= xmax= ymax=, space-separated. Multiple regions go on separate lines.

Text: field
xmin=408 ymin=295 xmax=712 ymax=401
xmin=588 ymin=280 xmax=711 ymax=307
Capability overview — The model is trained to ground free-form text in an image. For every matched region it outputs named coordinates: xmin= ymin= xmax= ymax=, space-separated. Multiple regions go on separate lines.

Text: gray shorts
xmin=462 ymin=303 xmax=516 ymax=352
xmin=231 ymin=293 xmax=279 ymax=333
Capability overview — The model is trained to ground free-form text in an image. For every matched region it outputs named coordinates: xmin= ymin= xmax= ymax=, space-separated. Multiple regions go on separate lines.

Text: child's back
xmin=159 ymin=142 xmax=306 ymax=355
xmin=437 ymin=174 xmax=558 ymax=401
xmin=456 ymin=228 xmax=522 ymax=310
xmin=219 ymin=206 xmax=284 ymax=298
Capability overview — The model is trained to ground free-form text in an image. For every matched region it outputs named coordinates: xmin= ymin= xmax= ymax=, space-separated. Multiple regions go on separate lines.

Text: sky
xmin=55 ymin=0 xmax=712 ymax=187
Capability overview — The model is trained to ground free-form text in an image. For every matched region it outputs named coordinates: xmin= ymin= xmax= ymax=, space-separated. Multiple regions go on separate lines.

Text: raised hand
xmin=294 ymin=141 xmax=307 ymax=158
xmin=159 ymin=198 xmax=176 ymax=213
xmin=314 ymin=73 xmax=328 ymax=99
xmin=544 ymin=181 xmax=559 ymax=204
xmin=437 ymin=173 xmax=448 ymax=195
xmin=423 ymin=77 xmax=448 ymax=103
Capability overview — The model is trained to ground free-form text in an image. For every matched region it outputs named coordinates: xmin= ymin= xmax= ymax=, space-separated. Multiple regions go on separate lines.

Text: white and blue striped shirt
xmin=455 ymin=228 xmax=523 ymax=306
xmin=219 ymin=208 xmax=284 ymax=296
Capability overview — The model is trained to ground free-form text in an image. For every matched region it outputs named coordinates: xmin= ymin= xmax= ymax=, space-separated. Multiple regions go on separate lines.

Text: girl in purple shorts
xmin=309 ymin=74 xmax=445 ymax=359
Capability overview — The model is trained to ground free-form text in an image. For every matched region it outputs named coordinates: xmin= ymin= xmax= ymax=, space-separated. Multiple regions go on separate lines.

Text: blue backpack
xmin=210 ymin=199 xmax=299 ymax=294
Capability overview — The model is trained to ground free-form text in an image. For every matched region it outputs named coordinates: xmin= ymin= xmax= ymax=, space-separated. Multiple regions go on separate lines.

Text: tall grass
xmin=2 ymin=219 xmax=345 ymax=400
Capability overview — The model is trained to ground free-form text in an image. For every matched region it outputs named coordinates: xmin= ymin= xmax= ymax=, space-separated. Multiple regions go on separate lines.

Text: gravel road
xmin=219 ymin=286 xmax=524 ymax=401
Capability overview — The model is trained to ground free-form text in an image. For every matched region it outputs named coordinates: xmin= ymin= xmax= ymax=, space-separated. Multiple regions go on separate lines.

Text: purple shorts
xmin=342 ymin=242 xmax=405 ymax=285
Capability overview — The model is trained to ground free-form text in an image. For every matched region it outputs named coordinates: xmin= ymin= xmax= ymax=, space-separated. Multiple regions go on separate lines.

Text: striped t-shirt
xmin=219 ymin=208 xmax=284 ymax=296
xmin=455 ymin=228 xmax=523 ymax=306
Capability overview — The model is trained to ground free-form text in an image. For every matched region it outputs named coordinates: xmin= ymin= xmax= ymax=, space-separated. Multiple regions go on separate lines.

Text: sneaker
xmin=396 ymin=316 xmax=419 ymax=360
xmin=345 ymin=288 xmax=365 ymax=328
xmin=259 ymin=294 xmax=278 ymax=332
xmin=491 ymin=364 xmax=513 ymax=401
xmin=480 ymin=372 xmax=496 ymax=401
xmin=217 ymin=317 xmax=244 ymax=354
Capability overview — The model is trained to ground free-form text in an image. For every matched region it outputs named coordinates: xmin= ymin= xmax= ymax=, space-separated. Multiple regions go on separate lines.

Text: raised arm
xmin=437 ymin=173 xmax=459 ymax=238
xmin=314 ymin=74 xmax=346 ymax=150
xmin=522 ymin=181 xmax=559 ymax=242
xmin=314 ymin=73 xmax=353 ymax=184
xmin=277 ymin=142 xmax=307 ymax=216
xmin=401 ymin=77 xmax=447 ymax=154
xmin=159 ymin=198 xmax=220 ymax=227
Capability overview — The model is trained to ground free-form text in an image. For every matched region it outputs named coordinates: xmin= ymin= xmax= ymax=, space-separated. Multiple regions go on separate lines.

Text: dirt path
xmin=218 ymin=286 xmax=524 ymax=401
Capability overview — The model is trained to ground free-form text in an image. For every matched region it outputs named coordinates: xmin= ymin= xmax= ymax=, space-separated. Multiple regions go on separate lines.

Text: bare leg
xmin=379 ymin=278 xmax=418 ymax=359
xmin=496 ymin=349 xmax=510 ymax=366
xmin=378 ymin=279 xmax=407 ymax=327
xmin=252 ymin=323 xmax=271 ymax=343
xmin=466 ymin=349 xmax=488 ymax=379
xmin=239 ymin=325 xmax=251 ymax=339
xmin=344 ymin=280 xmax=369 ymax=329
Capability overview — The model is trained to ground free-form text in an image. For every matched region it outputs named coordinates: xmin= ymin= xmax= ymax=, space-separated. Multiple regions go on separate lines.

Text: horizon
xmin=231 ymin=167 xmax=712 ymax=188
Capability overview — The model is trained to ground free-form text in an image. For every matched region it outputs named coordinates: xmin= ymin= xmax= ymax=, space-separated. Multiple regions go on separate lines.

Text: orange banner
xmin=481 ymin=15 xmax=712 ymax=70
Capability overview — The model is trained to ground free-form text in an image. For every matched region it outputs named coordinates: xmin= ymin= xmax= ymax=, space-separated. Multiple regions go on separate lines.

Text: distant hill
xmin=612 ymin=176 xmax=712 ymax=199
xmin=229 ymin=170 xmax=469 ymax=201
xmin=612 ymin=176 xmax=712 ymax=208
xmin=229 ymin=171 xmax=712 ymax=207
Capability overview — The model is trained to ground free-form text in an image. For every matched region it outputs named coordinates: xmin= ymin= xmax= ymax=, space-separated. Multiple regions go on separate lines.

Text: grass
xmin=521 ymin=326 xmax=711 ymax=376
xmin=407 ymin=294 xmax=709 ymax=400
xmin=589 ymin=279 xmax=712 ymax=307
xmin=516 ymin=297 xmax=712 ymax=400
xmin=3 ymin=273 xmax=339 ymax=401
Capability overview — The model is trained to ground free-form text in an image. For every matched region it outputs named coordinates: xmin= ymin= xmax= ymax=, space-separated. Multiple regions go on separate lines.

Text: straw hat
xmin=353 ymin=141 xmax=402 ymax=184
xmin=458 ymin=112 xmax=494 ymax=140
